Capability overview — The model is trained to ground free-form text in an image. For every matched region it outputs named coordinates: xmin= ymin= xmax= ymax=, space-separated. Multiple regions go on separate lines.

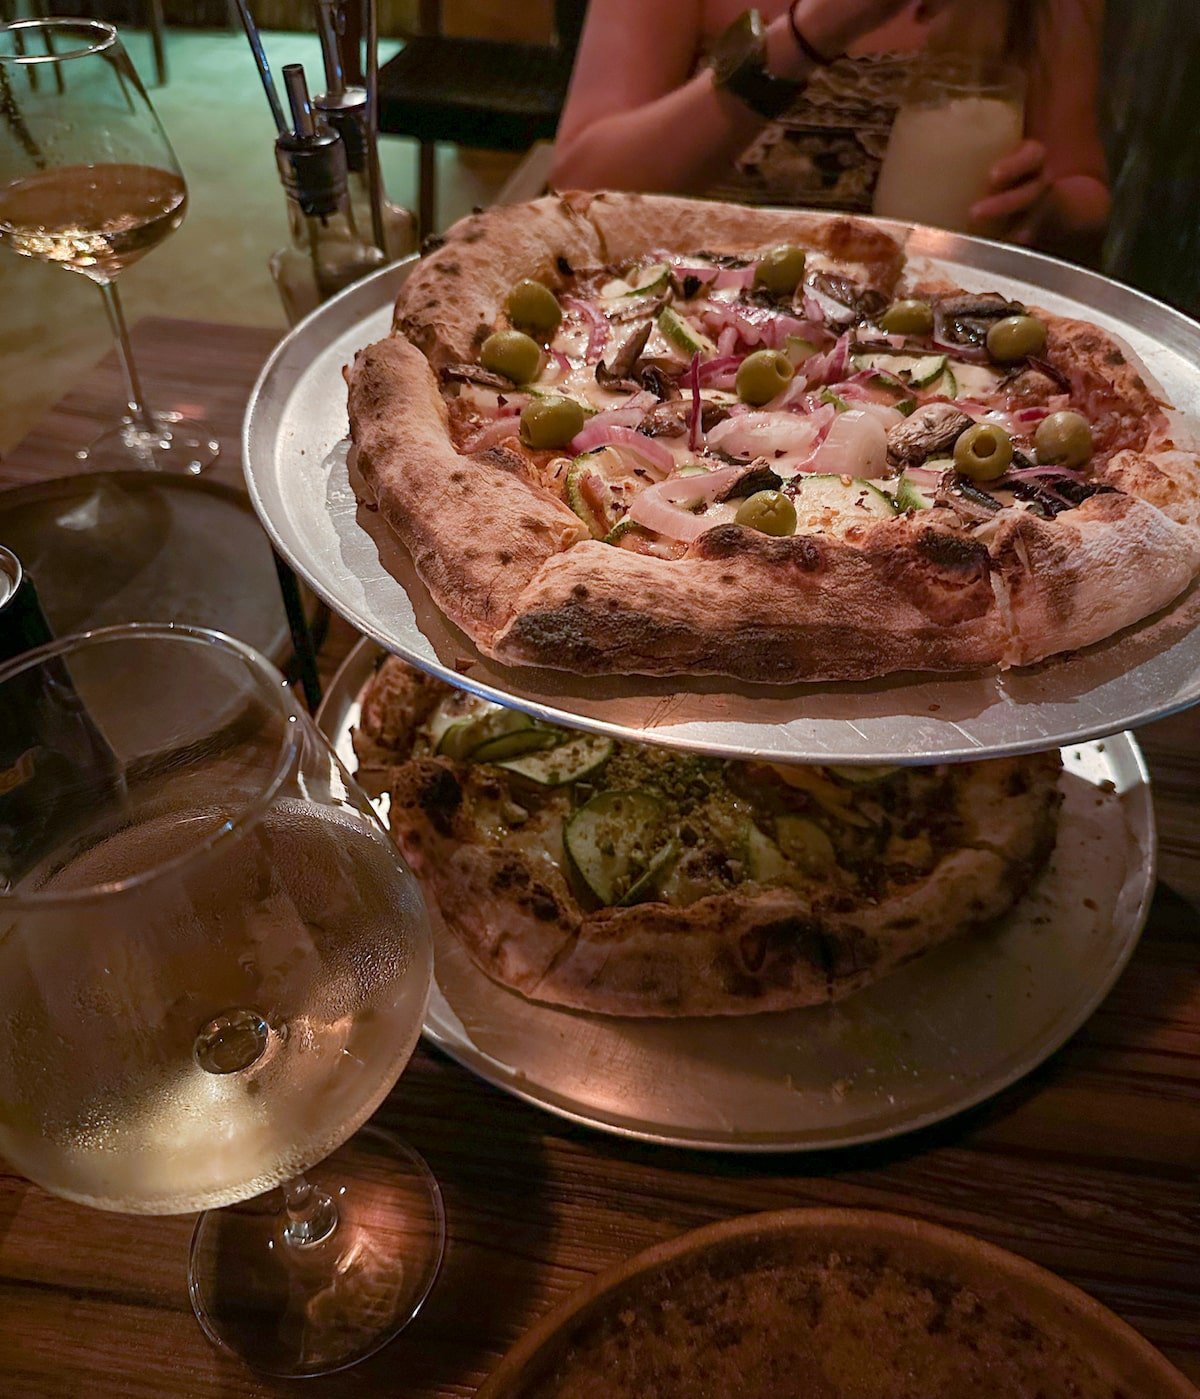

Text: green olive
xmin=986 ymin=314 xmax=1048 ymax=363
xmin=953 ymin=422 xmax=1014 ymax=481
xmin=735 ymin=348 xmax=795 ymax=406
xmin=878 ymin=298 xmax=934 ymax=336
xmin=505 ymin=278 xmax=562 ymax=337
xmin=754 ymin=244 xmax=807 ymax=295
xmin=519 ymin=395 xmax=585 ymax=450
xmin=735 ymin=489 xmax=797 ymax=536
xmin=1034 ymin=410 xmax=1093 ymax=469
xmin=480 ymin=329 xmax=543 ymax=384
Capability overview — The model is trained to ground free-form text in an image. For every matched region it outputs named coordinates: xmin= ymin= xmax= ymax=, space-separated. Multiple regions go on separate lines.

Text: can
xmin=0 ymin=552 xmax=121 ymax=887
xmin=0 ymin=544 xmax=53 ymax=667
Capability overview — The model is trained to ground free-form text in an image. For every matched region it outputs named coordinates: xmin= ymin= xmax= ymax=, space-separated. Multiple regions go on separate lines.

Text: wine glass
xmin=0 ymin=19 xmax=219 ymax=473
xmin=0 ymin=624 xmax=444 ymax=1377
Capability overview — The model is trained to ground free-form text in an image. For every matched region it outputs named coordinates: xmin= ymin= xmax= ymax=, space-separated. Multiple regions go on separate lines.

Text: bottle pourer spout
xmin=282 ymin=63 xmax=317 ymax=139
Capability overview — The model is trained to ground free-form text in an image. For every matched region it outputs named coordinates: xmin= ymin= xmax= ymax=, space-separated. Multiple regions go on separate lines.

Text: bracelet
xmin=788 ymin=2 xmax=835 ymax=66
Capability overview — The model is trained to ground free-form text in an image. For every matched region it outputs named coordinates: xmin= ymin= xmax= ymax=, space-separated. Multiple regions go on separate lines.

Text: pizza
xmin=346 ymin=191 xmax=1200 ymax=684
xmin=353 ymin=656 xmax=1061 ymax=1018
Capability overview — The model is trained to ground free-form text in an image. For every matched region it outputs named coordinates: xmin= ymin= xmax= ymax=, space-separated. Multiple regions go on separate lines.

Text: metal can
xmin=0 ymin=552 xmax=122 ymax=887
xmin=0 ymin=544 xmax=53 ymax=666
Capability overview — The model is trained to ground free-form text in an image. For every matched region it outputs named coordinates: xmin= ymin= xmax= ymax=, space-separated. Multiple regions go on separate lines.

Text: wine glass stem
xmin=280 ymin=1173 xmax=339 ymax=1247
xmin=96 ymin=278 xmax=157 ymax=433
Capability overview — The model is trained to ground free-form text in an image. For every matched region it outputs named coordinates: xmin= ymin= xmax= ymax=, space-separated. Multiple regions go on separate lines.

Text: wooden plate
xmin=478 ymin=1209 xmax=1197 ymax=1399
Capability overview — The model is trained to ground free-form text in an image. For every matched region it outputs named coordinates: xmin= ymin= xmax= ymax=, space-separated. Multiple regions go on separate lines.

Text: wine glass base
xmin=188 ymin=1126 xmax=445 ymax=1378
xmin=77 ymin=412 xmax=220 ymax=475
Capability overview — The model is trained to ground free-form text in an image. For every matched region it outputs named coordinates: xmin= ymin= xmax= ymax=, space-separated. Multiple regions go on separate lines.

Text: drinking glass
xmin=873 ymin=57 xmax=1025 ymax=236
xmin=0 ymin=624 xmax=444 ymax=1377
xmin=0 ymin=19 xmax=219 ymax=473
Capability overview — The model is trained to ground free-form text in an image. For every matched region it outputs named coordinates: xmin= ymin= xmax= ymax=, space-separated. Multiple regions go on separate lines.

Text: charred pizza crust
xmin=355 ymin=659 xmax=1061 ymax=1018
xmin=348 ymin=193 xmax=1200 ymax=682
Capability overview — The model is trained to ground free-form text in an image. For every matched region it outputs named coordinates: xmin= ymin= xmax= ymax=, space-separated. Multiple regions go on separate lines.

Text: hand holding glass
xmin=874 ymin=58 xmax=1026 ymax=236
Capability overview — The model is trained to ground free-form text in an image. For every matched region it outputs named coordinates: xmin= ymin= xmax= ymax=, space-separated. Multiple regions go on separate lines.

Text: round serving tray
xmin=476 ymin=1209 xmax=1197 ymax=1398
xmin=320 ymin=637 xmax=1156 ymax=1153
xmin=248 ymin=229 xmax=1200 ymax=765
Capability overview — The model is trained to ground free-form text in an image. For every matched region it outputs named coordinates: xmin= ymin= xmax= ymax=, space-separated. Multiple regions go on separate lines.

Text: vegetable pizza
xmin=347 ymin=192 xmax=1200 ymax=683
xmin=354 ymin=657 xmax=1061 ymax=1018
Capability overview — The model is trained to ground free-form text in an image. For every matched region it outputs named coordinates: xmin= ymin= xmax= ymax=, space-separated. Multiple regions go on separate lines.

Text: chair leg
xmin=419 ymin=141 xmax=437 ymax=240
xmin=147 ymin=0 xmax=167 ymax=85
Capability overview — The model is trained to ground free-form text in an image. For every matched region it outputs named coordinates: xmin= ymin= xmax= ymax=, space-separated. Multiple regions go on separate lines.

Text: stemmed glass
xmin=0 ymin=624 xmax=444 ymax=1376
xmin=0 ymin=19 xmax=219 ymax=473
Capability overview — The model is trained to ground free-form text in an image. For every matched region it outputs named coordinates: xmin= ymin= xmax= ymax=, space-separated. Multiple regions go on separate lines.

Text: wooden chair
xmin=376 ymin=0 xmax=588 ymax=237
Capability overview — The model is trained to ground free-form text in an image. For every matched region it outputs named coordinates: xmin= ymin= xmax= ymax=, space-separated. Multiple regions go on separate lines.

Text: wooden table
xmin=2 ymin=319 xmax=1198 ymax=1397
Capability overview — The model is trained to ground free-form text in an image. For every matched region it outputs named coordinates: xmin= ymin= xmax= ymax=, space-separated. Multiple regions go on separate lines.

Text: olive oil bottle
xmin=268 ymin=64 xmax=386 ymax=325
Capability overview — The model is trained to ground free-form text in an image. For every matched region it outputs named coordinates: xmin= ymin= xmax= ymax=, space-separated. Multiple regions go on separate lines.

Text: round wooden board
xmin=478 ymin=1209 xmax=1198 ymax=1399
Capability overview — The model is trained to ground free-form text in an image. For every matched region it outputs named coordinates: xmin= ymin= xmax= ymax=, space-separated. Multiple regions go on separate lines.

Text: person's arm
xmin=970 ymin=0 xmax=1110 ymax=257
xmin=551 ymin=0 xmax=947 ymax=193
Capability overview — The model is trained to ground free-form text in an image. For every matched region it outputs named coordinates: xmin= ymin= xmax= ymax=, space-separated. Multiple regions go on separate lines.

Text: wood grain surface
xmin=1 ymin=319 xmax=1197 ymax=1398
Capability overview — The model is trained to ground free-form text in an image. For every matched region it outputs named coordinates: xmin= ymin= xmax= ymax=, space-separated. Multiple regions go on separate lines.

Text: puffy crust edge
xmin=346 ymin=334 xmax=588 ymax=646
xmin=393 ymin=191 xmax=906 ymax=369
xmin=393 ymin=194 xmax=605 ymax=367
xmin=491 ymin=519 xmax=1008 ymax=681
xmin=990 ymin=488 xmax=1200 ymax=666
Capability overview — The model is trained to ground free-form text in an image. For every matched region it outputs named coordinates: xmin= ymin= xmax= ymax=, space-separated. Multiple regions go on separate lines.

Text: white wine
xmin=0 ymin=162 xmax=187 ymax=275
xmin=0 ymin=799 xmax=431 ymax=1214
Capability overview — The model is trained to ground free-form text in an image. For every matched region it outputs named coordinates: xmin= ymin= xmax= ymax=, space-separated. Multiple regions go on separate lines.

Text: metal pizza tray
xmin=320 ymin=637 xmax=1157 ymax=1152
xmin=247 ymin=229 xmax=1200 ymax=765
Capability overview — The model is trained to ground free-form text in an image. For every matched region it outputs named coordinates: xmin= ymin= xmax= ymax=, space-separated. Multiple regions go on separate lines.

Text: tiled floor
xmin=0 ymin=27 xmax=518 ymax=454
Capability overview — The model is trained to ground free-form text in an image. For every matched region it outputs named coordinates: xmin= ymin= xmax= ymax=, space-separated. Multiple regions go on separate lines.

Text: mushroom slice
xmin=886 ymin=403 xmax=974 ymax=464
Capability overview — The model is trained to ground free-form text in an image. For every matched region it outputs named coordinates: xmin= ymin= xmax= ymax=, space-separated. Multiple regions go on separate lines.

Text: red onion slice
xmin=627 ymin=464 xmax=745 ymax=542
xmin=465 ymin=417 xmax=522 ymax=452
xmin=801 ymin=292 xmax=825 ymax=324
xmin=931 ymin=338 xmax=991 ymax=363
xmin=1003 ymin=464 xmax=1087 ymax=482
xmin=686 ymin=352 xmax=703 ymax=452
xmin=562 ymin=295 xmax=609 ymax=359
xmin=569 ymin=422 xmax=675 ymax=475
xmin=804 ymin=333 xmax=850 ymax=386
xmin=713 ymin=265 xmax=755 ymax=291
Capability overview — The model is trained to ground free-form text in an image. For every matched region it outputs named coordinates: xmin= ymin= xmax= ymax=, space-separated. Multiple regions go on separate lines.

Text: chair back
xmin=554 ymin=0 xmax=589 ymax=54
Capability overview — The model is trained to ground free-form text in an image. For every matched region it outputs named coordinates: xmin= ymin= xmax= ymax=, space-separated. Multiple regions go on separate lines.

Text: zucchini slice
xmin=784 ymin=334 xmax=821 ymax=366
xmin=825 ymin=764 xmax=901 ymax=786
xmin=496 ymin=733 xmax=614 ymax=786
xmin=563 ymin=790 xmax=666 ymax=906
xmin=851 ymin=350 xmax=948 ymax=388
xmin=566 ymin=444 xmax=657 ymax=539
xmin=621 ymin=838 xmax=681 ymax=906
xmin=743 ymin=822 xmax=793 ymax=884
xmin=947 ymin=360 xmax=1001 ymax=399
xmin=470 ymin=728 xmax=560 ymax=763
xmin=657 ymin=305 xmax=715 ymax=357
xmin=625 ymin=264 xmax=669 ymax=296
xmin=424 ymin=693 xmax=500 ymax=752
xmin=792 ymin=474 xmax=899 ymax=536
xmin=891 ymin=472 xmax=936 ymax=512
xmin=439 ymin=708 xmax=556 ymax=762
xmin=775 ymin=814 xmax=837 ymax=875
xmin=819 ymin=387 xmax=852 ymax=413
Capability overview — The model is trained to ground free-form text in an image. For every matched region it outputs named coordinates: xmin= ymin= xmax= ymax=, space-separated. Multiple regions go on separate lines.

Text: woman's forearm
xmin=552 ymin=11 xmax=822 ymax=192
xmin=551 ymin=69 xmax=767 ymax=192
